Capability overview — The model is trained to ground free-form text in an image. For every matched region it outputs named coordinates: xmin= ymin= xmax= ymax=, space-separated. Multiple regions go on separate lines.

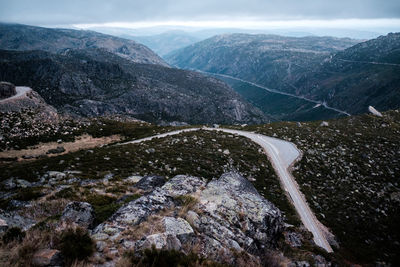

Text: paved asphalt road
xmin=122 ymin=127 xmax=333 ymax=252
xmin=0 ymin=86 xmax=31 ymax=103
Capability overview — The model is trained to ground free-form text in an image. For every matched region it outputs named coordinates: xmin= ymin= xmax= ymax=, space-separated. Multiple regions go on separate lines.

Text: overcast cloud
xmin=0 ymin=0 xmax=400 ymax=26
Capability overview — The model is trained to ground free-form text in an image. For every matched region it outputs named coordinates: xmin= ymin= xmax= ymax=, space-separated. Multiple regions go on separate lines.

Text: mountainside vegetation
xmin=0 ymin=23 xmax=167 ymax=66
xmin=0 ymin=48 xmax=268 ymax=125
xmin=167 ymin=32 xmax=400 ymax=115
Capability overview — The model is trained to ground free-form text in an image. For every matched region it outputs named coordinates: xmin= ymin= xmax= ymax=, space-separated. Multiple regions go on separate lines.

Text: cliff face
xmin=0 ymin=23 xmax=168 ymax=67
xmin=0 ymin=49 xmax=269 ymax=125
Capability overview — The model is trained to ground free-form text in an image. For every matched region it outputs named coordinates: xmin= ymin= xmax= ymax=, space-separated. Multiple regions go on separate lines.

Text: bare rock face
xmin=0 ymin=81 xmax=16 ymax=99
xmin=61 ymin=201 xmax=94 ymax=229
xmin=92 ymin=172 xmax=283 ymax=265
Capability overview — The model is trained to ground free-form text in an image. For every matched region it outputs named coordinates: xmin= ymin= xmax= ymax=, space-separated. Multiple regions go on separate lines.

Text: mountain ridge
xmin=0 ymin=23 xmax=168 ymax=66
xmin=0 ymin=48 xmax=269 ymax=125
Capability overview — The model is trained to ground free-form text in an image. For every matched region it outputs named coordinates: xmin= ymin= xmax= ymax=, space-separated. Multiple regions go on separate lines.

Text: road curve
xmin=121 ymin=127 xmax=333 ymax=252
xmin=0 ymin=86 xmax=31 ymax=103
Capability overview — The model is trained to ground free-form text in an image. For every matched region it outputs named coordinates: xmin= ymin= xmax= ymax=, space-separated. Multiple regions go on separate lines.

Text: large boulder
xmin=60 ymin=202 xmax=94 ymax=229
xmin=0 ymin=82 xmax=16 ymax=99
xmin=134 ymin=175 xmax=166 ymax=191
xmin=92 ymin=172 xmax=283 ymax=265
xmin=0 ymin=210 xmax=36 ymax=231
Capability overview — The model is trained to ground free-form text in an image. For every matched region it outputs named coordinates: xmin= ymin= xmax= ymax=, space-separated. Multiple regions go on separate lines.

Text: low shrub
xmin=2 ymin=227 xmax=25 ymax=244
xmin=59 ymin=227 xmax=94 ymax=263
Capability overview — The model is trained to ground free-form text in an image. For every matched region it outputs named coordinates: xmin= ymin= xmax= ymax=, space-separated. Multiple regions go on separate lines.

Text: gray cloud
xmin=0 ymin=0 xmax=399 ymax=25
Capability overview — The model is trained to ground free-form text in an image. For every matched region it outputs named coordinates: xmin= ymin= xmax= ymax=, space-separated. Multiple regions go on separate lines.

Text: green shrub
xmin=124 ymin=246 xmax=225 ymax=267
xmin=2 ymin=227 xmax=25 ymax=244
xmin=59 ymin=227 xmax=94 ymax=262
xmin=14 ymin=187 xmax=42 ymax=201
xmin=85 ymin=194 xmax=121 ymax=226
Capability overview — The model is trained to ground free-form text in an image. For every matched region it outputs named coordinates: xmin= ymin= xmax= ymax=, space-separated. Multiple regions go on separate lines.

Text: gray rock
xmin=320 ymin=121 xmax=329 ymax=127
xmin=125 ymin=175 xmax=143 ymax=183
xmin=289 ymin=261 xmax=311 ymax=267
xmin=93 ymin=172 xmax=283 ymax=264
xmin=16 ymin=179 xmax=32 ymax=188
xmin=0 ymin=210 xmax=36 ymax=230
xmin=32 ymin=249 xmax=63 ymax=267
xmin=163 ymin=217 xmax=194 ymax=242
xmin=134 ymin=175 xmax=166 ymax=191
xmin=61 ymin=201 xmax=94 ymax=228
xmin=0 ymin=218 xmax=8 ymax=233
xmin=94 ymin=175 xmax=206 ymax=232
xmin=46 ymin=146 xmax=65 ymax=154
xmin=3 ymin=178 xmax=16 ymax=190
xmin=138 ymin=233 xmax=182 ymax=251
xmin=284 ymin=231 xmax=303 ymax=247
xmin=46 ymin=171 xmax=67 ymax=180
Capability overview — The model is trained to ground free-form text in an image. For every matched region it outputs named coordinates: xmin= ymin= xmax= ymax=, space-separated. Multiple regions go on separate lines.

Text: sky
xmin=0 ymin=0 xmax=399 ymax=33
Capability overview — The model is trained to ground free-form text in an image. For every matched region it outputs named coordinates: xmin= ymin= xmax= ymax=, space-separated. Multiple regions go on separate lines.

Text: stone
xmin=46 ymin=171 xmax=67 ymax=180
xmin=93 ymin=173 xmax=283 ymax=264
xmin=60 ymin=201 xmax=94 ymax=228
xmin=46 ymin=146 xmax=65 ymax=154
xmin=368 ymin=106 xmax=383 ymax=117
xmin=163 ymin=217 xmax=194 ymax=242
xmin=0 ymin=218 xmax=8 ymax=233
xmin=284 ymin=231 xmax=303 ymax=247
xmin=16 ymin=179 xmax=32 ymax=188
xmin=289 ymin=261 xmax=311 ymax=267
xmin=134 ymin=175 xmax=166 ymax=191
xmin=139 ymin=233 xmax=182 ymax=251
xmin=125 ymin=175 xmax=143 ymax=183
xmin=32 ymin=249 xmax=63 ymax=266
xmin=0 ymin=210 xmax=36 ymax=230
xmin=96 ymin=241 xmax=107 ymax=252
xmin=320 ymin=121 xmax=329 ymax=127
xmin=3 ymin=178 xmax=16 ymax=190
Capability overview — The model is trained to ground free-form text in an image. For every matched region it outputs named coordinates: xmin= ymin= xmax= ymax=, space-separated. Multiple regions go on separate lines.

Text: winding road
xmin=0 ymin=86 xmax=31 ymax=103
xmin=121 ymin=127 xmax=333 ymax=252
xmin=196 ymin=70 xmax=351 ymax=117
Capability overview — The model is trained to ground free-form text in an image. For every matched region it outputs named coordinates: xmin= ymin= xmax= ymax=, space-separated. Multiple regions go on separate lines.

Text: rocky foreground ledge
xmin=92 ymin=172 xmax=283 ymax=265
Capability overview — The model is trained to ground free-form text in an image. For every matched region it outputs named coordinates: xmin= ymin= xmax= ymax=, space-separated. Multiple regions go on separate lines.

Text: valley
xmin=0 ymin=19 xmax=399 ymax=267
xmin=204 ymin=71 xmax=349 ymax=121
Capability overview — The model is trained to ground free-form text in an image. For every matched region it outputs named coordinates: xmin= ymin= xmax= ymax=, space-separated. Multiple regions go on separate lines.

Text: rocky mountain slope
xmin=0 ymin=127 xmax=332 ymax=266
xmin=0 ymin=23 xmax=167 ymax=66
xmin=166 ymin=33 xmax=360 ymax=86
xmin=167 ymin=32 xmax=400 ymax=115
xmin=0 ymin=48 xmax=268 ymax=125
xmin=287 ymin=32 xmax=400 ymax=114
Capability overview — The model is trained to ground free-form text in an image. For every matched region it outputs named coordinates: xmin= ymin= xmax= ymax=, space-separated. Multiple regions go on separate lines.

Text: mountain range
xmin=0 ymin=24 xmax=267 ymax=125
xmin=166 ymin=32 xmax=400 ymax=115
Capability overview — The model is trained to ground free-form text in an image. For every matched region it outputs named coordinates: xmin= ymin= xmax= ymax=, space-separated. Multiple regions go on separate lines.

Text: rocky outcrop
xmin=93 ymin=172 xmax=283 ymax=265
xmin=0 ymin=81 xmax=16 ymax=99
xmin=0 ymin=210 xmax=36 ymax=231
xmin=0 ymin=86 xmax=58 ymax=121
xmin=61 ymin=202 xmax=95 ymax=229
